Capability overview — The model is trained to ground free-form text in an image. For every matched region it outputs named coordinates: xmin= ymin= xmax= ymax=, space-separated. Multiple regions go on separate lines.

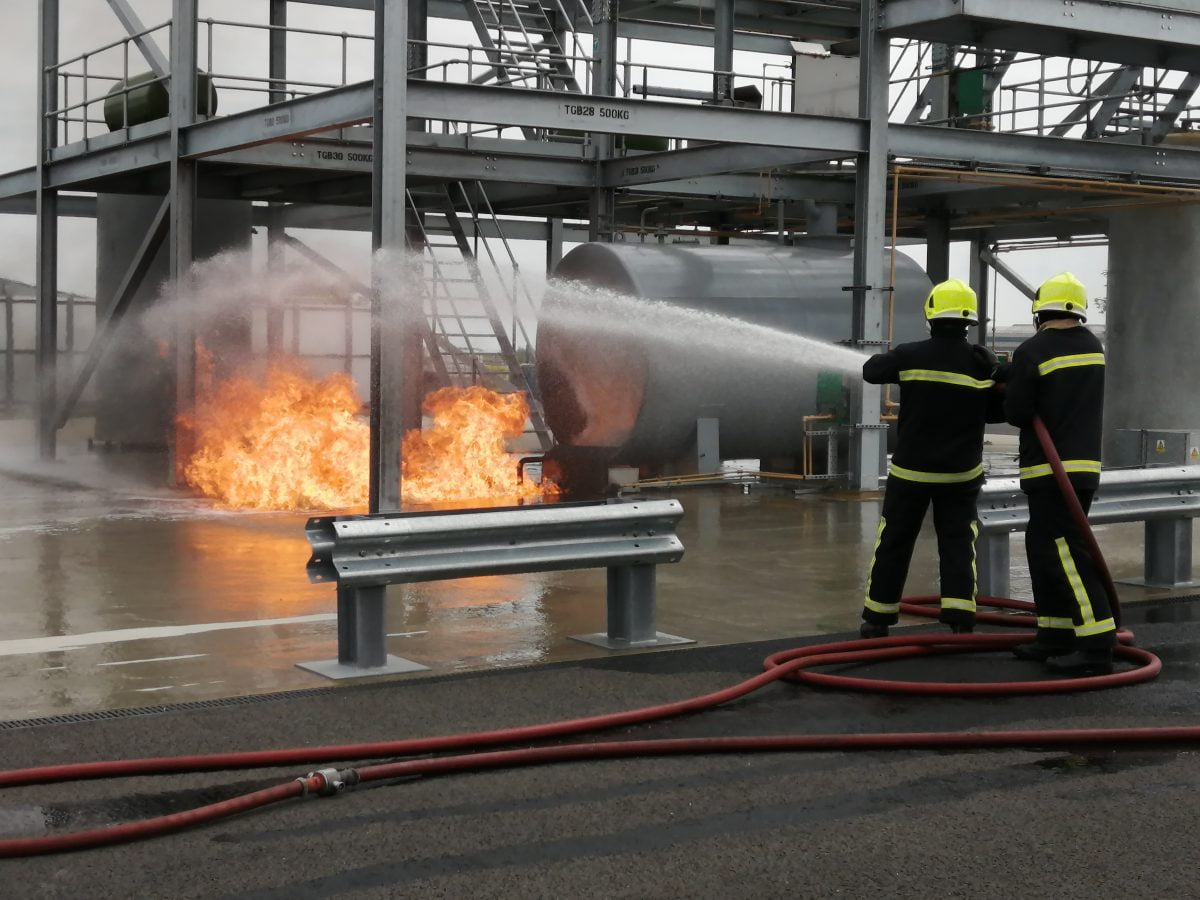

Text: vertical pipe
xmin=169 ymin=0 xmax=198 ymax=485
xmin=371 ymin=0 xmax=418 ymax=512
xmin=713 ymin=0 xmax=734 ymax=103
xmin=36 ymin=0 xmax=59 ymax=460
xmin=849 ymin=0 xmax=889 ymax=492
xmin=588 ymin=0 xmax=618 ymax=242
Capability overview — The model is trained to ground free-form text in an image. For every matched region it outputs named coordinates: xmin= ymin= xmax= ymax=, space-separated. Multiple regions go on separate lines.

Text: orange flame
xmin=402 ymin=385 xmax=559 ymax=506
xmin=180 ymin=358 xmax=369 ymax=510
xmin=178 ymin=352 xmax=556 ymax=511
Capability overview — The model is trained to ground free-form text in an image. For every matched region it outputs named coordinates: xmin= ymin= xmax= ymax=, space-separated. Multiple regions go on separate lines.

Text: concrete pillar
xmin=1105 ymin=206 xmax=1200 ymax=459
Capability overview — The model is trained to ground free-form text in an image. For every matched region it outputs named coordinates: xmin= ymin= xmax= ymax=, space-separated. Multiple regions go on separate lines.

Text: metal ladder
xmin=464 ymin=0 xmax=588 ymax=96
xmin=406 ymin=182 xmax=552 ymax=450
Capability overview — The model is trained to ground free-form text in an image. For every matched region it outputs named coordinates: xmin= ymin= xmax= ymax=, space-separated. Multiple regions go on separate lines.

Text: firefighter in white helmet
xmin=1002 ymin=272 xmax=1114 ymax=676
xmin=860 ymin=279 xmax=1004 ymax=638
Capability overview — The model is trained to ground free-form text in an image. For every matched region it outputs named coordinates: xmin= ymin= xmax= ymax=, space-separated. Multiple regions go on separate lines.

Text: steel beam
xmin=170 ymin=0 xmax=198 ymax=484
xmin=105 ymin=0 xmax=169 ymax=78
xmin=370 ymin=0 xmax=419 ymax=512
xmin=849 ymin=0 xmax=888 ymax=492
xmin=602 ymin=143 xmax=851 ymax=187
xmin=55 ymin=199 xmax=170 ymax=429
xmin=881 ymin=0 xmax=1200 ymax=71
xmin=36 ymin=0 xmax=59 ymax=459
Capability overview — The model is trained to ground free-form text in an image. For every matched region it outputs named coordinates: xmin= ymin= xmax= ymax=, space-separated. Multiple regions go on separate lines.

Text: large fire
xmin=179 ymin=354 xmax=557 ymax=510
xmin=179 ymin=356 xmax=370 ymax=510
xmin=402 ymin=385 xmax=560 ymax=506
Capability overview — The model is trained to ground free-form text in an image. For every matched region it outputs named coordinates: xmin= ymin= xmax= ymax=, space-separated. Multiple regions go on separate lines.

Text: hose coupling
xmin=307 ymin=767 xmax=360 ymax=797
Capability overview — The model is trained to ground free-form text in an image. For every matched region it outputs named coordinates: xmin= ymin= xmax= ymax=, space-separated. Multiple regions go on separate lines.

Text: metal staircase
xmin=464 ymin=0 xmax=588 ymax=97
xmin=406 ymin=182 xmax=552 ymax=449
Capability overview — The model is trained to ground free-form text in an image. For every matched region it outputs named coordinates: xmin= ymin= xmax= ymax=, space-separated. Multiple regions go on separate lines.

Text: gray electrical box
xmin=1110 ymin=428 xmax=1200 ymax=468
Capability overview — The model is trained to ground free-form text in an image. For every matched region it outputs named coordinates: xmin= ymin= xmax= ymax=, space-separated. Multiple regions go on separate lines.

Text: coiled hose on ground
xmin=0 ymin=418 xmax=1179 ymax=857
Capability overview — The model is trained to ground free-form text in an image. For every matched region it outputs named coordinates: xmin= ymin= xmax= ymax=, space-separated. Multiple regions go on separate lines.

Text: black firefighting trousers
xmin=1024 ymin=485 xmax=1117 ymax=652
xmin=862 ymin=475 xmax=980 ymax=629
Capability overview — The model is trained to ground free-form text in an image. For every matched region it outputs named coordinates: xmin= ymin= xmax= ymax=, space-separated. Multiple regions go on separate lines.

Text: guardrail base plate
xmin=570 ymin=632 xmax=695 ymax=650
xmin=296 ymin=655 xmax=431 ymax=680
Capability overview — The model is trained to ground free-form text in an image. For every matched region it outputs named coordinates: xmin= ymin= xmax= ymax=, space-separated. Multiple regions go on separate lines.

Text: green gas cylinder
xmin=103 ymin=71 xmax=218 ymax=131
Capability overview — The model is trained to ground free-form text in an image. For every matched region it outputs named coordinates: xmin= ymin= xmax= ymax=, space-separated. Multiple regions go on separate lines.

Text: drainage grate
xmin=0 ymin=685 xmax=343 ymax=731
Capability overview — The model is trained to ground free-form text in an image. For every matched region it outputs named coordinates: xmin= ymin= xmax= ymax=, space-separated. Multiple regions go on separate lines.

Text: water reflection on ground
xmin=0 ymin=444 xmax=1191 ymax=721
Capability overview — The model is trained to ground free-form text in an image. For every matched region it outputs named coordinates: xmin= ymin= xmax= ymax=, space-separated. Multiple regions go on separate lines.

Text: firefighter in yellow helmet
xmin=1001 ymin=271 xmax=1114 ymax=676
xmin=860 ymin=279 xmax=1004 ymax=639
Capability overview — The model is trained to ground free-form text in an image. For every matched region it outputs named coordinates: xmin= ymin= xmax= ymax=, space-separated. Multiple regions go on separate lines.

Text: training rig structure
xmin=7 ymin=0 xmax=1200 ymax=507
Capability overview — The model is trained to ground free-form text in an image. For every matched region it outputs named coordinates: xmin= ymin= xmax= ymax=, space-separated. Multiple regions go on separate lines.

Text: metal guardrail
xmin=977 ymin=466 xmax=1200 ymax=597
xmin=299 ymin=499 xmax=689 ymax=679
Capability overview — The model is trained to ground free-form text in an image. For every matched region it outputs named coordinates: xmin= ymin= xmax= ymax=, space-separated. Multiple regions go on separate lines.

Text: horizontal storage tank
xmin=536 ymin=242 xmax=931 ymax=475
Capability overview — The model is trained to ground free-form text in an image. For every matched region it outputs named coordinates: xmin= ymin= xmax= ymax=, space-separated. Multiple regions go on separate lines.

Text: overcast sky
xmin=0 ymin=0 xmax=1108 ymax=327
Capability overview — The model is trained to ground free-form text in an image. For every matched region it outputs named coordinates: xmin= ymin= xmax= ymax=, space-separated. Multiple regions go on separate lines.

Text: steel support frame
xmin=849 ymin=0 xmax=889 ymax=492
xmin=170 ymin=0 xmax=198 ymax=485
xmin=370 ymin=0 xmax=420 ymax=512
xmin=35 ymin=0 xmax=59 ymax=460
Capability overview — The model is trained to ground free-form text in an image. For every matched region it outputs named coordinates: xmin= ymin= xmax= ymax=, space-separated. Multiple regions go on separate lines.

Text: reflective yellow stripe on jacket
xmin=1019 ymin=459 xmax=1102 ymax=480
xmin=1037 ymin=353 xmax=1105 ymax=376
xmin=899 ymin=369 xmax=995 ymax=389
xmin=889 ymin=462 xmax=984 ymax=484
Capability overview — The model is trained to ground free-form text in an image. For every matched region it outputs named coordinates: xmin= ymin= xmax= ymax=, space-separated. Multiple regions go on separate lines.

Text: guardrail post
xmin=572 ymin=564 xmax=693 ymax=649
xmin=299 ymin=584 xmax=430 ymax=679
xmin=1143 ymin=519 xmax=1196 ymax=587
xmin=976 ymin=531 xmax=1010 ymax=598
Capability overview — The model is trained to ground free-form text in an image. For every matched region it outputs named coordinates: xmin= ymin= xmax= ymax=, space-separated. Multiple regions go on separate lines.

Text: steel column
xmin=370 ymin=0 xmax=419 ymax=512
xmin=588 ymin=0 xmax=618 ymax=242
xmin=265 ymin=1 xmax=288 ymax=357
xmin=35 ymin=0 xmax=59 ymax=459
xmin=849 ymin=0 xmax=889 ymax=492
xmin=547 ymin=217 xmax=564 ymax=273
xmin=925 ymin=212 xmax=951 ymax=284
xmin=968 ymin=236 xmax=991 ymax=345
xmin=169 ymin=0 xmax=198 ymax=483
xmin=713 ymin=0 xmax=734 ymax=103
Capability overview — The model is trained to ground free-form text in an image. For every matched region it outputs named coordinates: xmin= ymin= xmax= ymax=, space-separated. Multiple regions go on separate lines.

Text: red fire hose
xmin=0 ymin=418 xmax=1176 ymax=858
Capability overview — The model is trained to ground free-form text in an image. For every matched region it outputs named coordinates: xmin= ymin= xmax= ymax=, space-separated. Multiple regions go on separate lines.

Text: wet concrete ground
xmin=4 ymin=427 xmax=1200 ymax=895
xmin=4 ymin=610 xmax=1200 ymax=898
xmin=0 ymin=429 xmax=1195 ymax=722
